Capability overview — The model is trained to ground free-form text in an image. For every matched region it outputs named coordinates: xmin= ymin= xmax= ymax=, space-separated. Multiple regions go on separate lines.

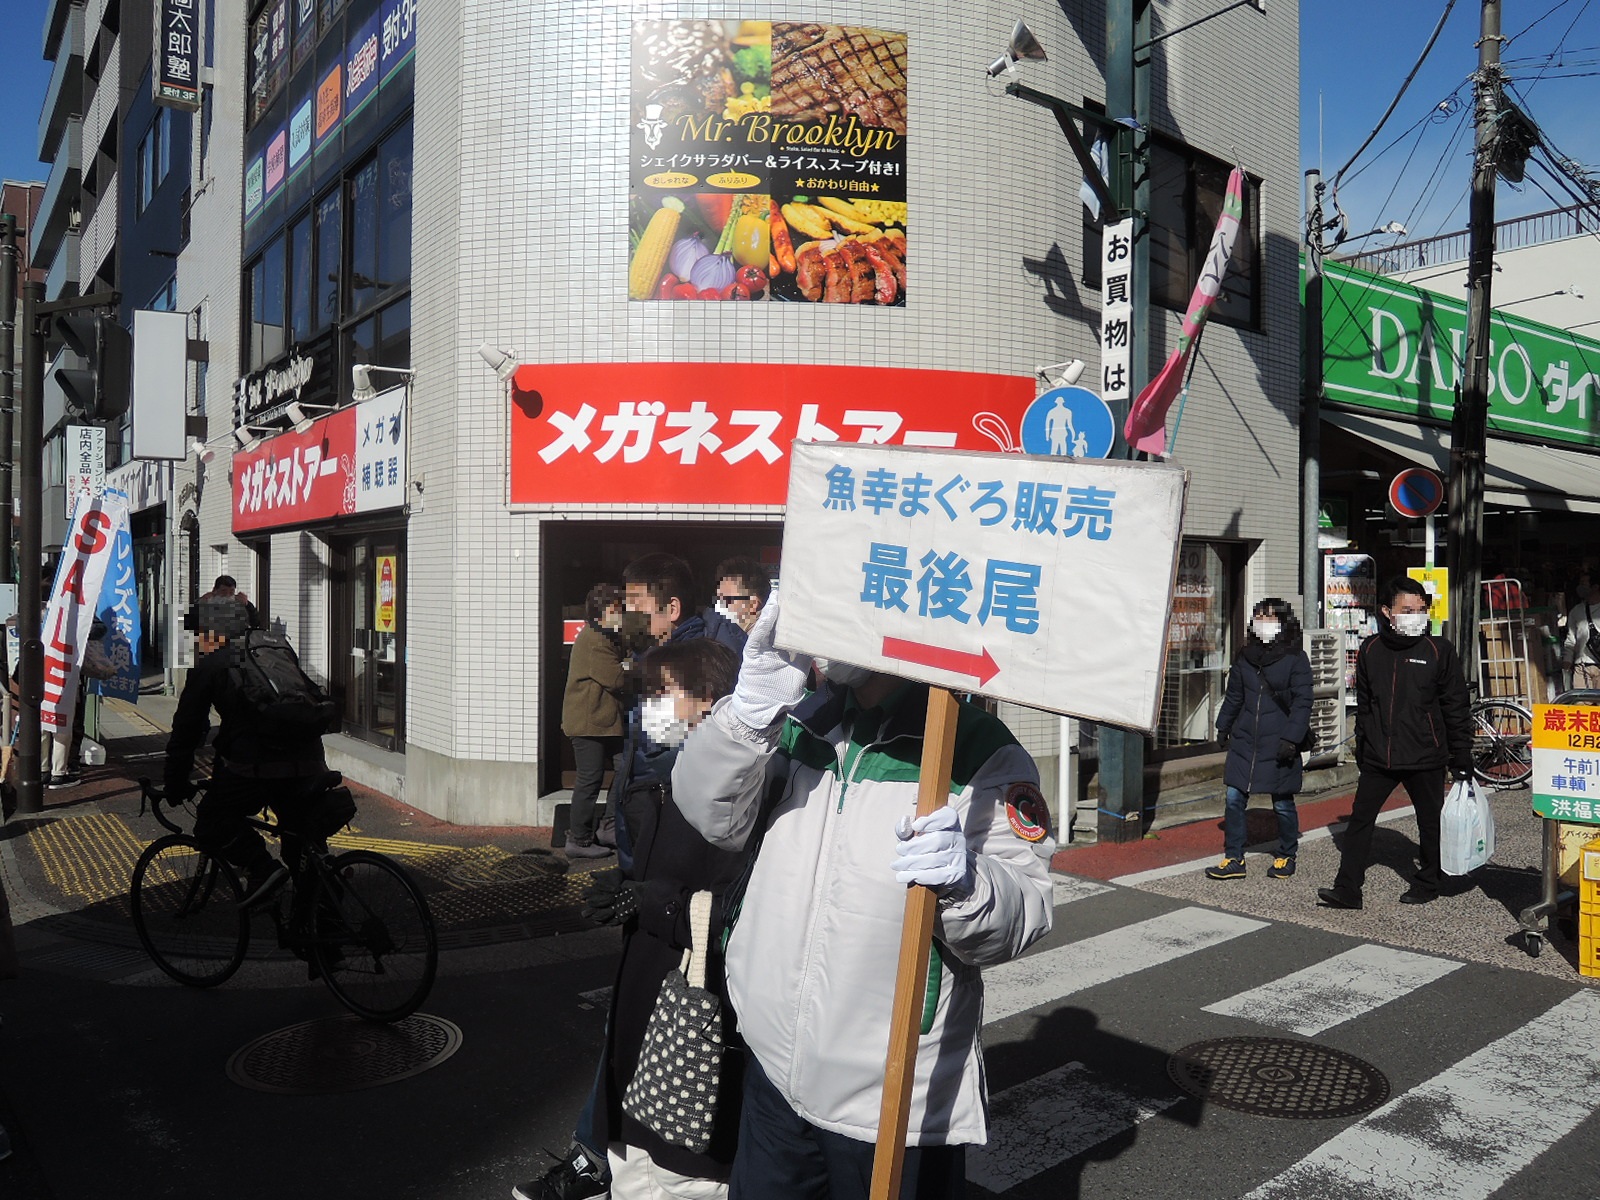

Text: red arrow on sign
xmin=882 ymin=637 xmax=1001 ymax=686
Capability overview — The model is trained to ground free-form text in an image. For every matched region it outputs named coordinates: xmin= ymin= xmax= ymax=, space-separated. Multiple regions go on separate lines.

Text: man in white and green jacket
xmin=672 ymin=601 xmax=1055 ymax=1199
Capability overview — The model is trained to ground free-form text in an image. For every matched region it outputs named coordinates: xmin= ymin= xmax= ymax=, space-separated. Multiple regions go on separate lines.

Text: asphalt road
xmin=5 ymin=848 xmax=1600 ymax=1200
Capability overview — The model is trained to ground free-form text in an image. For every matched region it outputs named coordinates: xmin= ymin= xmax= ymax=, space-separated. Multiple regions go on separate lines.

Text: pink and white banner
xmin=41 ymin=492 xmax=129 ymax=730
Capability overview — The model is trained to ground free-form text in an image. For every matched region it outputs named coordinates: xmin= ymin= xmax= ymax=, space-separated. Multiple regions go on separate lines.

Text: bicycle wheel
xmin=130 ymin=835 xmax=250 ymax=987
xmin=1471 ymin=700 xmax=1533 ymax=789
xmin=311 ymin=850 xmax=437 ymax=1022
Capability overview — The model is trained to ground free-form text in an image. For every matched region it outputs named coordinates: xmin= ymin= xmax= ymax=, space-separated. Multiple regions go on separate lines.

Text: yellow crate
xmin=1582 ymin=935 xmax=1600 ymax=979
xmin=1580 ymin=846 xmax=1600 ymax=979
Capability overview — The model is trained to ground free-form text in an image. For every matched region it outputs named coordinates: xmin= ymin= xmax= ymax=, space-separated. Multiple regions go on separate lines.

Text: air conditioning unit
xmin=67 ymin=209 xmax=82 ymax=231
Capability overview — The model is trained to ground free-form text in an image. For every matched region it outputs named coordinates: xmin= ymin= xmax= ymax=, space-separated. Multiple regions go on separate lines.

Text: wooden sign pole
xmin=870 ymin=686 xmax=961 ymax=1200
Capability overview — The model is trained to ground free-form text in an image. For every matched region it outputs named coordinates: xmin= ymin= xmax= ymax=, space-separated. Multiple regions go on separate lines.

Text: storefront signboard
xmin=775 ymin=442 xmax=1188 ymax=731
xmin=1406 ymin=566 xmax=1450 ymax=624
xmin=509 ymin=363 xmax=1034 ymax=506
xmin=1532 ymin=704 xmax=1600 ymax=821
xmin=345 ymin=9 xmax=382 ymax=122
xmin=1321 ymin=260 xmax=1600 ymax=450
xmin=154 ymin=0 xmax=201 ymax=111
xmin=354 ymin=384 xmax=406 ymax=512
xmin=379 ymin=0 xmax=418 ymax=83
xmin=375 ymin=554 xmax=398 ymax=634
xmin=235 ymin=351 xmax=315 ymax=426
xmin=92 ymin=491 xmax=142 ymax=703
xmin=628 ymin=20 xmax=907 ymax=305
xmin=232 ymin=390 xmax=408 ymax=534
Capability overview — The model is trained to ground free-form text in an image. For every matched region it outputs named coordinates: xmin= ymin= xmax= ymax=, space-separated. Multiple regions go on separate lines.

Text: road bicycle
xmin=129 ymin=777 xmax=438 ymax=1022
xmin=1469 ymin=694 xmax=1533 ymax=789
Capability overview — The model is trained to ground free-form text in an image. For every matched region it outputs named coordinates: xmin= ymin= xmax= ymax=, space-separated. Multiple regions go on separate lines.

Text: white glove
xmin=891 ymin=806 xmax=973 ymax=895
xmin=726 ymin=598 xmax=813 ymax=731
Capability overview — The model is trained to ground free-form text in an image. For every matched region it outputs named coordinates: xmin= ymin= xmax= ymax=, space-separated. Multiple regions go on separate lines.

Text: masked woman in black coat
xmin=1206 ymin=597 xmax=1314 ymax=881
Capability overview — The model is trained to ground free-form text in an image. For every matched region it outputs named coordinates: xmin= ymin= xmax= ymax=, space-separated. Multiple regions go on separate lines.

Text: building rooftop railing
xmin=1332 ymin=203 xmax=1600 ymax=276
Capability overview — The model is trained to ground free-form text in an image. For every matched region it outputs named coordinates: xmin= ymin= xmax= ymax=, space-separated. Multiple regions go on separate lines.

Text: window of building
xmin=379 ymin=122 xmax=413 ymax=294
xmin=288 ymin=212 xmax=313 ymax=343
xmin=249 ymin=0 xmax=290 ymax=128
xmin=246 ymin=234 xmax=287 ymax=369
xmin=314 ymin=188 xmax=342 ymax=329
xmin=347 ymin=157 xmax=380 ymax=315
xmin=158 ymin=106 xmax=173 ymax=184
xmin=319 ymin=0 xmax=348 ymax=32
xmin=149 ymin=277 xmax=178 ymax=311
xmin=1155 ymin=540 xmax=1243 ymax=752
xmin=136 ymin=107 xmax=175 ymax=216
xmin=1083 ymin=135 xmax=1261 ymax=330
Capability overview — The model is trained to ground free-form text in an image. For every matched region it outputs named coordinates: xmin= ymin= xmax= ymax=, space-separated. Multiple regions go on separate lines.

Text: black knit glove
xmin=580 ymin=868 xmax=639 ymax=926
xmin=1276 ymin=739 xmax=1300 ymax=765
xmin=1451 ymin=764 xmax=1474 ymax=781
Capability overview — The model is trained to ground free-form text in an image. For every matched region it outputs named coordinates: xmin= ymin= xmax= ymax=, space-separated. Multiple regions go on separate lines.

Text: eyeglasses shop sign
xmin=1321 ymin=261 xmax=1600 ymax=451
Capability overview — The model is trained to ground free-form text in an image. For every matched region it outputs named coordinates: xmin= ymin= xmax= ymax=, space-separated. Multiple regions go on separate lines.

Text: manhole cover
xmin=444 ymin=853 xmax=565 ymax=886
xmin=1167 ymin=1037 xmax=1389 ymax=1119
xmin=226 ymin=1014 xmax=462 ymax=1094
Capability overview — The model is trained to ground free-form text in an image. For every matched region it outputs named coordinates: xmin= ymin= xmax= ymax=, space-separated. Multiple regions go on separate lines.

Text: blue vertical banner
xmin=93 ymin=494 xmax=142 ymax=702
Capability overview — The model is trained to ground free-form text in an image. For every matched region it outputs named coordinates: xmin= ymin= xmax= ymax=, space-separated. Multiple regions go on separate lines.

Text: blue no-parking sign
xmin=1021 ymin=387 xmax=1115 ymax=459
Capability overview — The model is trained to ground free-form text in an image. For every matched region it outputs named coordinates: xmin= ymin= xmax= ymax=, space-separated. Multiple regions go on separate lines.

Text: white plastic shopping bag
xmin=1440 ymin=778 xmax=1495 ymax=876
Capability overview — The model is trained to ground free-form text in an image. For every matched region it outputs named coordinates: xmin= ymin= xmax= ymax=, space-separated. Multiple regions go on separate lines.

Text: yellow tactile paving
xmin=30 ymin=814 xmax=147 ymax=906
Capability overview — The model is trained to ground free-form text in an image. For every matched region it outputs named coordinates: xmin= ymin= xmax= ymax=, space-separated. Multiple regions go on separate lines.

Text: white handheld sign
xmin=776 ymin=442 xmax=1187 ymax=732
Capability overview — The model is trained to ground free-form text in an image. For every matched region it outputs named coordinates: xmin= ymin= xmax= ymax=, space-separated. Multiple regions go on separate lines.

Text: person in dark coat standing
xmin=1207 ymin=598 xmax=1314 ymax=881
xmin=1318 ymin=575 xmax=1474 ymax=909
xmin=561 ymin=583 xmax=631 ymax=859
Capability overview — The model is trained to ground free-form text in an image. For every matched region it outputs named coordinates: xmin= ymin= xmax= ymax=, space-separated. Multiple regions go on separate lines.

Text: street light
xmin=233 ymin=424 xmax=274 ymax=452
xmin=1332 ymin=220 xmax=1407 ymax=248
xmin=1035 ymin=359 xmax=1086 ymax=387
xmin=286 ymin=401 xmax=338 ymax=433
xmin=351 ymin=363 xmax=416 ymax=402
xmin=475 ymin=342 xmax=522 ymax=384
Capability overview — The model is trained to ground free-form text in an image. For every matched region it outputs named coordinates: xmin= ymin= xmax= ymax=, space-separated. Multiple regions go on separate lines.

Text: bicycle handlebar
xmin=138 ymin=777 xmax=208 ymax=835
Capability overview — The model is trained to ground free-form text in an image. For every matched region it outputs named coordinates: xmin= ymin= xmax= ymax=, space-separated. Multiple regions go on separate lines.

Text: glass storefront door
xmin=331 ymin=532 xmax=405 ymax=751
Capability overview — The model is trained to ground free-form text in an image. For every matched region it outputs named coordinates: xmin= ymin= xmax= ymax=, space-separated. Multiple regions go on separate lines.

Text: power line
xmin=1332 ymin=0 xmax=1460 ymax=187
xmin=1504 ymin=0 xmax=1583 ymax=46
xmin=1519 ymin=0 xmax=1595 ymax=97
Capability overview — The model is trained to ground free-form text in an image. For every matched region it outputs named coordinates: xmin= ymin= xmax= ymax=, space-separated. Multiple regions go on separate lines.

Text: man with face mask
xmin=671 ymin=600 xmax=1055 ymax=1197
xmin=1318 ymin=575 xmax=1473 ymax=910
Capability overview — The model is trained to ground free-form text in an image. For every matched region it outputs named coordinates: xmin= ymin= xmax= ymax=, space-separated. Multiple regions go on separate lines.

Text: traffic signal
xmin=53 ymin=312 xmax=131 ymax=421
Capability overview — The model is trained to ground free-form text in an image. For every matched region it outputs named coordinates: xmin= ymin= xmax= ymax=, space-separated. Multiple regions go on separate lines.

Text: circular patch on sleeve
xmin=1005 ymin=783 xmax=1051 ymax=843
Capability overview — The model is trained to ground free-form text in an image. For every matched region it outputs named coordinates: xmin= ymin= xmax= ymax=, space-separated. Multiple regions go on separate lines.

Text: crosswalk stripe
xmin=1202 ymin=943 xmax=1464 ymax=1036
xmin=1243 ymin=988 xmax=1600 ymax=1200
xmin=984 ymin=906 xmax=1268 ymax=1027
xmin=1051 ymin=874 xmax=1113 ymax=906
xmin=966 ymin=1062 xmax=1179 ymax=1193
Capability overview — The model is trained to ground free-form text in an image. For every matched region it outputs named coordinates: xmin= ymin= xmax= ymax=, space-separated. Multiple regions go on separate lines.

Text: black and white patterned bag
xmin=622 ymin=891 xmax=724 ymax=1153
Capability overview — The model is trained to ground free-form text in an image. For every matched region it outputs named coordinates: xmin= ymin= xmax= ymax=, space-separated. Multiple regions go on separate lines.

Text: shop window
xmin=375 ymin=295 xmax=410 ymax=369
xmin=246 ymin=234 xmax=287 ymax=369
xmin=319 ymin=0 xmax=348 ymax=33
xmin=344 ymin=313 xmax=377 ymax=389
xmin=314 ymin=187 xmax=341 ymax=329
xmin=1156 ymin=540 xmax=1240 ymax=751
xmin=288 ymin=212 xmax=313 ymax=343
xmin=1083 ymin=136 xmax=1261 ymax=331
xmin=292 ymin=0 xmax=318 ymax=72
xmin=249 ymin=0 xmax=290 ymax=128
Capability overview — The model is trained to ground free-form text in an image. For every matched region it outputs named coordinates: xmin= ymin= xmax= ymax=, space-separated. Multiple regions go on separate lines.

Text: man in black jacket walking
xmin=1319 ymin=575 xmax=1474 ymax=909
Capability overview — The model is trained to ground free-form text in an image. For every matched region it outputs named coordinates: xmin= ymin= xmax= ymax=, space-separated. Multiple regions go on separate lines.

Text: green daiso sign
xmin=1320 ymin=261 xmax=1600 ymax=450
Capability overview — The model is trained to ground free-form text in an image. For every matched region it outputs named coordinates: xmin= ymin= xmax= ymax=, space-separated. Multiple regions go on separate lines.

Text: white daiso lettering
xmin=1497 ymin=341 xmax=1533 ymax=406
xmin=1368 ymin=307 xmax=1410 ymax=381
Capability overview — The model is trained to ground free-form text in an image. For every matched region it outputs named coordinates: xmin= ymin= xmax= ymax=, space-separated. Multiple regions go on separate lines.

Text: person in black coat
xmin=1318 ymin=575 xmax=1474 ymax=910
xmin=516 ymin=639 xmax=747 ymax=1200
xmin=1207 ymin=598 xmax=1314 ymax=881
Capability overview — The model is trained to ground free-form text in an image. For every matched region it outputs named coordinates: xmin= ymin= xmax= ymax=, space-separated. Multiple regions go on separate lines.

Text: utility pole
xmin=1447 ymin=0 xmax=1502 ymax=675
xmin=0 ymin=215 xmax=15 ymax=590
xmin=1097 ymin=0 xmax=1152 ymax=844
xmin=15 ymin=281 xmax=42 ymax=815
xmin=1302 ymin=171 xmax=1325 ymax=624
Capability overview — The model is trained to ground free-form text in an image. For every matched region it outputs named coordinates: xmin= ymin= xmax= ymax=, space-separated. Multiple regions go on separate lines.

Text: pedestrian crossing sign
xmin=1532 ymin=704 xmax=1600 ymax=822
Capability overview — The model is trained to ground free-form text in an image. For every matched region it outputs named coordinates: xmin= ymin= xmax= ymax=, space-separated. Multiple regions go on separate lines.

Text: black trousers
xmin=1333 ymin=765 xmax=1447 ymax=897
xmin=568 ymin=735 xmax=620 ymax=843
xmin=193 ymin=772 xmax=325 ymax=875
xmin=729 ymin=1055 xmax=965 ymax=1200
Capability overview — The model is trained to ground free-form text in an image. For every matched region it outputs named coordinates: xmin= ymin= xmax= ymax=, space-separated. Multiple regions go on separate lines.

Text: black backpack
xmin=233 ymin=631 xmax=338 ymax=736
xmin=1587 ymin=604 xmax=1600 ymax=664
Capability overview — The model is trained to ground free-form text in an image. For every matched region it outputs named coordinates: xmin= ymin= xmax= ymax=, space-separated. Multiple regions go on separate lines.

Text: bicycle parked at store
xmin=129 ymin=777 xmax=438 ymax=1022
xmin=1468 ymin=690 xmax=1533 ymax=789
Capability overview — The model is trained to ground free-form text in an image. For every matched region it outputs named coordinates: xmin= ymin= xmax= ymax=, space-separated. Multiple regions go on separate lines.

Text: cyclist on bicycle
xmin=163 ymin=594 xmax=336 ymax=908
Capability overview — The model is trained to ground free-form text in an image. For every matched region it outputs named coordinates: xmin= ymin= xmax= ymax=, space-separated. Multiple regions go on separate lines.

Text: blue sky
xmin=1 ymin=1 xmax=1594 ymax=244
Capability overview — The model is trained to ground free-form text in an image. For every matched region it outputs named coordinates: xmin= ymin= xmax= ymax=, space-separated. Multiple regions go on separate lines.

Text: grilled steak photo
xmin=770 ymin=23 xmax=908 ymax=134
